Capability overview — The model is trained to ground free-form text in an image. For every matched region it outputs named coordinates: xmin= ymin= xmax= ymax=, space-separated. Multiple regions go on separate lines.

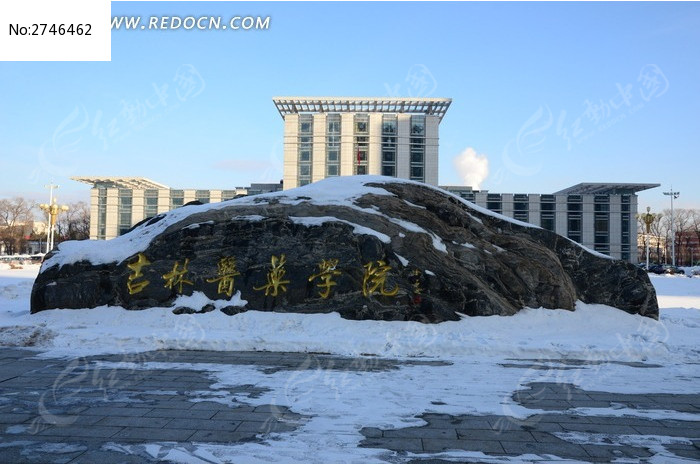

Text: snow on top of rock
xmin=289 ymin=216 xmax=391 ymax=244
xmin=41 ymin=175 xmax=610 ymax=272
xmin=41 ymin=176 xmax=394 ymax=271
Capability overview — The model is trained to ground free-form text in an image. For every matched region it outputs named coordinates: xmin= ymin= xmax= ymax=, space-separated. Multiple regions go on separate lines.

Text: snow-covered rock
xmin=31 ymin=176 xmax=658 ymax=320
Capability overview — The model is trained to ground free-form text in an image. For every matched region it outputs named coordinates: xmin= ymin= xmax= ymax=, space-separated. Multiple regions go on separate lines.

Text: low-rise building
xmin=441 ymin=182 xmax=660 ymax=263
xmin=72 ymin=177 xmax=282 ymax=240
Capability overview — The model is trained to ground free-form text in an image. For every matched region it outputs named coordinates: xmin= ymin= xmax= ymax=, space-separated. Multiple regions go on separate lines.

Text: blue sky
xmin=1 ymin=1 xmax=699 ymax=213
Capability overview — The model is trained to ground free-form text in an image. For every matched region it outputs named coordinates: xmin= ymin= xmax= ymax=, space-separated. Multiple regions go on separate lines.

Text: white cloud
xmin=453 ymin=147 xmax=489 ymax=190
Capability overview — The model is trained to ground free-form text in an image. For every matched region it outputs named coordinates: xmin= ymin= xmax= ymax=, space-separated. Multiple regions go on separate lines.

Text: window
xmin=382 ymin=118 xmax=396 ymax=134
xmin=144 ymin=189 xmax=158 ymax=218
xmin=540 ymin=195 xmax=555 ymax=232
xmin=300 ymin=115 xmax=313 ymax=134
xmin=594 ymin=195 xmax=609 ymax=212
xmin=461 ymin=191 xmax=475 ymax=203
xmin=487 ymin=194 xmax=502 ymax=214
xmin=298 ymin=114 xmax=313 ymax=185
xmin=355 ymin=114 xmax=369 ymax=133
xmin=326 ymin=114 xmax=341 ymax=177
xmin=621 ymin=194 xmax=631 ymax=213
xmin=354 ymin=114 xmax=369 ymax=175
xmin=118 ymin=189 xmax=133 ymax=236
xmin=97 ymin=188 xmax=107 ymax=239
xmin=195 ymin=190 xmax=210 ymax=204
xmin=222 ymin=190 xmax=237 ymax=201
xmin=621 ymin=212 xmax=630 ymax=247
xmin=170 ymin=190 xmax=184 ymax=209
xmin=409 ymin=115 xmax=425 ymax=182
xmin=411 ymin=115 xmax=425 ymax=135
xmin=594 ymin=195 xmax=610 ymax=254
xmin=514 ymin=194 xmax=529 ymax=222
xmin=327 ymin=114 xmax=341 ymax=133
xmin=381 ymin=115 xmax=397 ymax=179
xmin=567 ymin=195 xmax=582 ymax=242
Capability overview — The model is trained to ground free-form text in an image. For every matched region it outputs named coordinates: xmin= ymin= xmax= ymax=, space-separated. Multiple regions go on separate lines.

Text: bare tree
xmin=673 ymin=209 xmax=691 ymax=265
xmin=0 ymin=197 xmax=36 ymax=255
xmin=646 ymin=208 xmax=700 ymax=266
xmin=55 ymin=201 xmax=90 ymax=242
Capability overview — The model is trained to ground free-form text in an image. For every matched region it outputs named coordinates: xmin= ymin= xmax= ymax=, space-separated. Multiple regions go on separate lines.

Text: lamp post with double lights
xmin=663 ymin=188 xmax=680 ymax=266
xmin=642 ymin=206 xmax=655 ymax=270
xmin=39 ymin=184 xmax=69 ymax=253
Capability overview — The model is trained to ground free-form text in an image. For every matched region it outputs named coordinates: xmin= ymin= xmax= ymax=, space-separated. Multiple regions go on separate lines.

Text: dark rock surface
xmin=31 ymin=177 xmax=658 ymax=321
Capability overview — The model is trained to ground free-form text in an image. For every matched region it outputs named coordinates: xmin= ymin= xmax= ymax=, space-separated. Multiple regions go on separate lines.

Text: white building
xmin=273 ymin=97 xmax=451 ymax=189
xmin=442 ymin=183 xmax=660 ymax=263
xmin=72 ymin=177 xmax=281 ymax=240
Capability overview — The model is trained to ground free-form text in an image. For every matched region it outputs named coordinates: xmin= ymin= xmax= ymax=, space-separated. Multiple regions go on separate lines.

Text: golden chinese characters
xmin=254 ymin=254 xmax=290 ymax=296
xmin=126 ymin=253 xmax=151 ymax=295
xmin=162 ymin=258 xmax=194 ymax=293
xmin=362 ymin=260 xmax=398 ymax=297
xmin=308 ymin=258 xmax=341 ymax=299
xmin=206 ymin=257 xmax=241 ymax=297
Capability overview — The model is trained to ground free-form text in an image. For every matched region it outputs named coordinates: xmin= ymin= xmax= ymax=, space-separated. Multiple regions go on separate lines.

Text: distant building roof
xmin=272 ymin=96 xmax=452 ymax=121
xmin=71 ymin=177 xmax=169 ymax=190
xmin=554 ymin=183 xmax=660 ymax=195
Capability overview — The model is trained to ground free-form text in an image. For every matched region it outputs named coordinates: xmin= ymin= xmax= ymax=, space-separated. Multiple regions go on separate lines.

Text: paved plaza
xmin=0 ymin=347 xmax=698 ymax=463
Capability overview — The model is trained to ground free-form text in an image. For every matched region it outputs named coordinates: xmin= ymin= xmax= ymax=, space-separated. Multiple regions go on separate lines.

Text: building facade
xmin=72 ymin=177 xmax=282 ymax=240
xmin=273 ymin=97 xmax=451 ymax=189
xmin=442 ymin=183 xmax=659 ymax=263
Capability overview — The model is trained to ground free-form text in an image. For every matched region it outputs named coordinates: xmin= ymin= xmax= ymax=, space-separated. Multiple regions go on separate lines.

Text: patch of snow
xmin=568 ymin=406 xmax=700 ymax=422
xmin=290 ymin=216 xmax=391 ymax=244
xmin=184 ymin=221 xmax=215 ymax=230
xmin=232 ymin=215 xmax=266 ymax=222
xmin=172 ymin=291 xmax=247 ymax=309
xmin=387 ymin=217 xmax=447 ymax=253
xmin=402 ymin=199 xmax=426 ymax=210
xmin=394 ymin=254 xmax=409 ymax=267
xmin=554 ymin=431 xmax=693 ymax=446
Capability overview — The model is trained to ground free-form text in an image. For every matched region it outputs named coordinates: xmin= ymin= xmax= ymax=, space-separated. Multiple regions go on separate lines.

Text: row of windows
xmin=326 ymin=114 xmax=341 ymax=177
xmin=117 ymin=189 xmax=132 ymax=236
xmin=298 ymin=114 xmax=313 ymax=186
xmin=409 ymin=115 xmax=425 ymax=182
xmin=99 ymin=188 xmax=243 ymax=237
xmin=382 ymin=115 xmax=397 ymax=178
xmin=296 ymin=113 xmax=429 ymax=183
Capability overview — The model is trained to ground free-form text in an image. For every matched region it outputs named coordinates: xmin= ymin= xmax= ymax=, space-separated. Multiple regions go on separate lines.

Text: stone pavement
xmin=0 ymin=347 xmax=698 ymax=463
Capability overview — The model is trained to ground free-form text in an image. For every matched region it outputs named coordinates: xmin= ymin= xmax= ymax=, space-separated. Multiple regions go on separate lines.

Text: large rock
xmin=31 ymin=177 xmax=658 ymax=321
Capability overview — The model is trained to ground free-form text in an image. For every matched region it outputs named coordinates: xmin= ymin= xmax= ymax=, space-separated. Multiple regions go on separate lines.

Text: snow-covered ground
xmin=1 ymin=263 xmax=698 ymax=363
xmin=1 ymin=264 xmax=698 ymax=463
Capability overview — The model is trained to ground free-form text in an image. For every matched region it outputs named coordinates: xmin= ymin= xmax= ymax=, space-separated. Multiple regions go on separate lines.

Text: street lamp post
xmin=41 ymin=184 xmax=58 ymax=254
xmin=39 ymin=184 xmax=69 ymax=254
xmin=643 ymin=206 xmax=654 ymax=270
xmin=663 ymin=187 xmax=680 ymax=267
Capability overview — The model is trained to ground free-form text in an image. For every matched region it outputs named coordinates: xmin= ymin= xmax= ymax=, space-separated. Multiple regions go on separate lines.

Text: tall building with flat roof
xmin=72 ymin=177 xmax=281 ymax=240
xmin=273 ymin=96 xmax=451 ymax=189
xmin=441 ymin=182 xmax=660 ymax=263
